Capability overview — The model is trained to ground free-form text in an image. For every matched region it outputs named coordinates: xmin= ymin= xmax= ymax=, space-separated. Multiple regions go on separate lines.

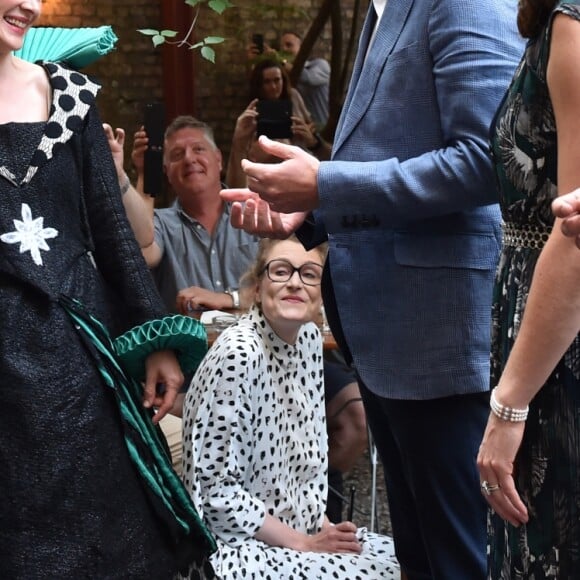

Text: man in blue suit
xmin=222 ymin=0 xmax=523 ymax=577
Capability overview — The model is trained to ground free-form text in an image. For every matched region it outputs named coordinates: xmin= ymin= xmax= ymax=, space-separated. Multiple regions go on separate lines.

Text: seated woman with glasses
xmin=179 ymin=236 xmax=398 ymax=579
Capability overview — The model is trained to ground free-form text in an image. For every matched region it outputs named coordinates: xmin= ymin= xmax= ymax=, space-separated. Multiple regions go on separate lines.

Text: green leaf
xmin=185 ymin=0 xmax=204 ymax=7
xmin=137 ymin=29 xmax=159 ymax=36
xmin=203 ymin=36 xmax=225 ymax=45
xmin=208 ymin=0 xmax=233 ymax=15
xmin=152 ymin=35 xmax=166 ymax=47
xmin=190 ymin=41 xmax=204 ymax=50
xmin=160 ymin=30 xmax=179 ymax=38
xmin=201 ymin=46 xmax=216 ymax=63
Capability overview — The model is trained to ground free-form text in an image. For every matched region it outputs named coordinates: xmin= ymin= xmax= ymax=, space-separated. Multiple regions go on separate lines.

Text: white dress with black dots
xmin=181 ymin=306 xmax=399 ymax=579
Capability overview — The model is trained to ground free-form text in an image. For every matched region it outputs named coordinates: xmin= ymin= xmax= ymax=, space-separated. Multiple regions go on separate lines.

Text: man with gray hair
xmin=105 ymin=115 xmax=259 ymax=314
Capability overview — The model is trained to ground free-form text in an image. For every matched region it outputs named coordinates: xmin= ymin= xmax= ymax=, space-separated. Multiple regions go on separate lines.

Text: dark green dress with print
xmin=489 ymin=2 xmax=580 ymax=578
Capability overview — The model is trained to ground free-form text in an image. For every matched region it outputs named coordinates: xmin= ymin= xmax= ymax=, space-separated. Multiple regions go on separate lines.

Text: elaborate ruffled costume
xmin=0 ymin=62 xmax=213 ymax=579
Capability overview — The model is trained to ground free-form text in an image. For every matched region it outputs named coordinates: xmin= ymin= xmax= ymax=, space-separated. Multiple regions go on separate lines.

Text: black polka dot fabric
xmin=181 ymin=306 xmax=399 ymax=579
xmin=20 ymin=62 xmax=99 ymax=185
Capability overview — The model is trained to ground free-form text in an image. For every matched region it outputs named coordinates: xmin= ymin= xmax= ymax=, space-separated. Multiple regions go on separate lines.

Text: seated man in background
xmin=104 ymin=120 xmax=367 ymax=520
xmin=106 ymin=116 xmax=258 ymax=314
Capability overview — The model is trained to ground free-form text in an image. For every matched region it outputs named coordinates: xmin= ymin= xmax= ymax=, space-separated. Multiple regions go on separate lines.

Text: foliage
xmin=138 ymin=0 xmax=233 ymax=63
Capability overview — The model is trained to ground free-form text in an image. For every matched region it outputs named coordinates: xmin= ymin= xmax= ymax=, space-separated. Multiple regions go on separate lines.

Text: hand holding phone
xmin=252 ymin=33 xmax=264 ymax=55
xmin=256 ymin=99 xmax=293 ymax=140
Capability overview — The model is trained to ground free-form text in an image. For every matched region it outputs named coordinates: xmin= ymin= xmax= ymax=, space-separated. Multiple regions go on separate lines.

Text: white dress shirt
xmin=368 ymin=0 xmax=387 ymax=52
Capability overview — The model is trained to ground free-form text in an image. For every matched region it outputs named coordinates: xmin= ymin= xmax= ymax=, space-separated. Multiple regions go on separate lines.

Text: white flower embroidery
xmin=1 ymin=203 xmax=59 ymax=266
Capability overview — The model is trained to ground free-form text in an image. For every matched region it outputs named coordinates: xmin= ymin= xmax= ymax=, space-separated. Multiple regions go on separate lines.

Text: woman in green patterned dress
xmin=477 ymin=1 xmax=580 ymax=577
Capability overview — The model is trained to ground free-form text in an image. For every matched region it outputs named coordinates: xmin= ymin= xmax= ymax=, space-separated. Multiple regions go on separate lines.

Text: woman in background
xmin=226 ymin=59 xmax=330 ymax=189
xmin=180 ymin=236 xmax=398 ymax=579
xmin=477 ymin=1 xmax=580 ymax=577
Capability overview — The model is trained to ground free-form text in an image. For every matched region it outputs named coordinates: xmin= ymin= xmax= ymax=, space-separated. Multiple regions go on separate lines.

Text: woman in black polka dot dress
xmin=0 ymin=3 xmax=211 ymax=576
xmin=181 ymin=237 xmax=399 ymax=579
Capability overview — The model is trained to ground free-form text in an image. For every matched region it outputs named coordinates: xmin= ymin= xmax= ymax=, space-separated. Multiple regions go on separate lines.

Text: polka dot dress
xmin=181 ymin=306 xmax=399 ymax=579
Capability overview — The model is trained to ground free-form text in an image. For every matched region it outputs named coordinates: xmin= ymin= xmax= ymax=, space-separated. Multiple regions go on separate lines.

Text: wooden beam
xmin=160 ymin=1 xmax=196 ymax=121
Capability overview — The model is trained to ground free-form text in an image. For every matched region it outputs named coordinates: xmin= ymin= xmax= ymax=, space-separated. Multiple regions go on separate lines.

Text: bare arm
xmin=225 ymin=100 xmax=258 ymax=188
xmin=175 ymin=286 xmax=236 ymax=313
xmin=104 ymin=124 xmax=162 ymax=266
xmin=125 ymin=188 xmax=161 ymax=268
xmin=129 ymin=127 xmax=163 ymax=267
xmin=102 ymin=123 xmax=158 ymax=252
xmin=131 ymin=127 xmax=148 ymax=194
xmin=478 ymin=12 xmax=580 ymax=526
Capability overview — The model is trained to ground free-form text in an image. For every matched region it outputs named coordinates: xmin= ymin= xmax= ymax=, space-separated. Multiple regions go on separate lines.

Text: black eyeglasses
xmin=262 ymin=259 xmax=323 ymax=286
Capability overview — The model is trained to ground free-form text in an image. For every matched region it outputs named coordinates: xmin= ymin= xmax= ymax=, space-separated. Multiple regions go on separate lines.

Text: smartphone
xmin=143 ymin=102 xmax=165 ymax=197
xmin=256 ymin=99 xmax=293 ymax=139
xmin=252 ymin=33 xmax=264 ymax=54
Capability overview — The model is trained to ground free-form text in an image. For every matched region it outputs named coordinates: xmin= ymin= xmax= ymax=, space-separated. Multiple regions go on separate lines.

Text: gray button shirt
xmin=152 ymin=201 xmax=259 ymax=311
xmin=297 ymin=58 xmax=330 ymax=127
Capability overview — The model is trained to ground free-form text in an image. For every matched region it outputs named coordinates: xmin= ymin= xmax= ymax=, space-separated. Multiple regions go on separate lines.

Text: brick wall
xmin=38 ymin=0 xmax=364 ymax=187
xmin=39 ymin=0 xmax=164 ymax=156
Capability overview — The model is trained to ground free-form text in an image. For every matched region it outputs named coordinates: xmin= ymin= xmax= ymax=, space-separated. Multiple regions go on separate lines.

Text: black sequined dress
xmin=0 ymin=63 xmax=179 ymax=578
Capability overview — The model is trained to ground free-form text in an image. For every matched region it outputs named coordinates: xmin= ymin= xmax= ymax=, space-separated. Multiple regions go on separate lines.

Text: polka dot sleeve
xmin=185 ymin=327 xmax=268 ymax=545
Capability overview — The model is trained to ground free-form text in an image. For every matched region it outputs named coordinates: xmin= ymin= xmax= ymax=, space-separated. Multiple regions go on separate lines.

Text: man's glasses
xmin=262 ymin=259 xmax=323 ymax=286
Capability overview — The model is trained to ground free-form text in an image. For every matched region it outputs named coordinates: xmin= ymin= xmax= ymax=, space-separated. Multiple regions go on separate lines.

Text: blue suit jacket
xmin=301 ymin=0 xmax=524 ymax=399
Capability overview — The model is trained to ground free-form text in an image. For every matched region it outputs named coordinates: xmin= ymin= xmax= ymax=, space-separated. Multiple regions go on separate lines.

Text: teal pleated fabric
xmin=59 ymin=295 xmax=216 ymax=574
xmin=114 ymin=313 xmax=208 ymax=381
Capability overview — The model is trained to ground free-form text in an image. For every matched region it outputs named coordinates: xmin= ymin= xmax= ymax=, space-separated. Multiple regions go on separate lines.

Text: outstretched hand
xmin=220 ymin=188 xmax=307 ymax=238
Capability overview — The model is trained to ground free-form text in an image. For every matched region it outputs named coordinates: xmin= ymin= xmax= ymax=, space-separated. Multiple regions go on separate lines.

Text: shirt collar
xmin=373 ymin=0 xmax=387 ymax=21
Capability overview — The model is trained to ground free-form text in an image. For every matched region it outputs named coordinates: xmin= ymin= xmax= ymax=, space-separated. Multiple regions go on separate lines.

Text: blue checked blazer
xmin=302 ymin=0 xmax=524 ymax=399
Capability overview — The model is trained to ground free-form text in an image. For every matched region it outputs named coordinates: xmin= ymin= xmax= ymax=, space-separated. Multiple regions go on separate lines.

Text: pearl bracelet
xmin=490 ymin=387 xmax=529 ymax=422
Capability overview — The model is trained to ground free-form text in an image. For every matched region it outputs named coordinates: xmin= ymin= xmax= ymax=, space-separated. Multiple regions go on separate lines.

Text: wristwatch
xmin=224 ymin=289 xmax=240 ymax=309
